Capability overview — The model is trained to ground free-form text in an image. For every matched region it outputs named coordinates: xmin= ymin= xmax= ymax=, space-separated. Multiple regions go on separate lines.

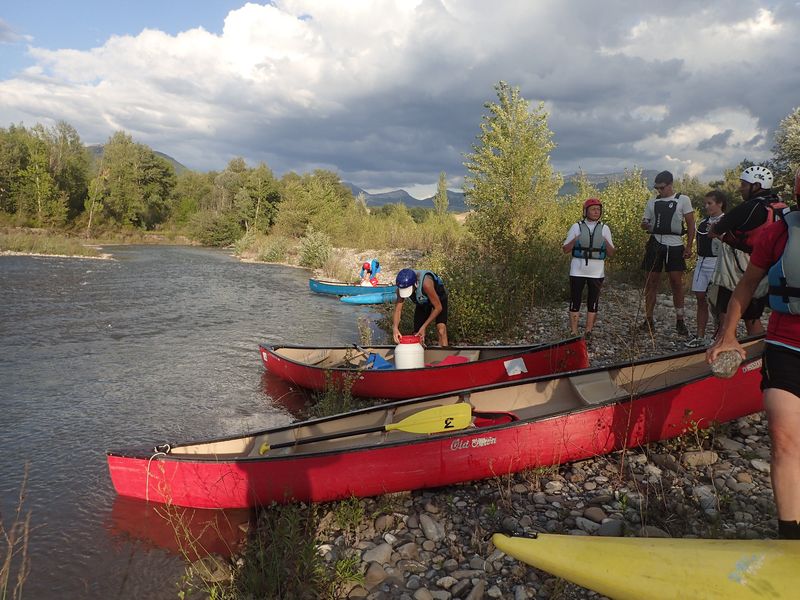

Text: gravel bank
xmin=309 ymin=282 xmax=774 ymax=600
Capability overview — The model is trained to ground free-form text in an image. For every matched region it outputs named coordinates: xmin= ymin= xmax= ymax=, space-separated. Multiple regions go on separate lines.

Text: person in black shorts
xmin=639 ymin=171 xmax=696 ymax=335
xmin=392 ymin=268 xmax=449 ymax=346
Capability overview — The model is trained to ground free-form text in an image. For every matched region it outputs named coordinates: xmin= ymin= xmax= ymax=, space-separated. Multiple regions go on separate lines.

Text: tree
xmin=40 ymin=121 xmax=89 ymax=219
xmin=434 ymin=171 xmax=449 ymax=217
xmin=17 ymin=134 xmax=66 ymax=226
xmin=773 ymin=106 xmax=800 ymax=196
xmin=463 ymin=81 xmax=562 ymax=254
xmin=0 ymin=124 xmax=31 ymax=214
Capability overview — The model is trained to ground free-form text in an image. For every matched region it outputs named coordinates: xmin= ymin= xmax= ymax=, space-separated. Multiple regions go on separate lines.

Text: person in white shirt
xmin=685 ymin=190 xmax=726 ymax=347
xmin=562 ymin=198 xmax=615 ymax=340
xmin=639 ymin=170 xmax=696 ymax=336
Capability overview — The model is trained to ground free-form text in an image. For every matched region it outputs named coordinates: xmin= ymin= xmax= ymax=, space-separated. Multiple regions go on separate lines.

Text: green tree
xmin=0 ymin=124 xmax=31 ymax=215
xmin=17 ymin=135 xmax=67 ymax=226
xmin=233 ymin=163 xmax=281 ymax=233
xmin=463 ymin=81 xmax=562 ymax=254
xmin=434 ymin=171 xmax=449 ymax=217
xmin=40 ymin=121 xmax=90 ymax=219
xmin=172 ymin=170 xmax=214 ymax=225
xmin=773 ymin=106 xmax=800 ymax=196
xmin=274 ymin=170 xmax=355 ymax=240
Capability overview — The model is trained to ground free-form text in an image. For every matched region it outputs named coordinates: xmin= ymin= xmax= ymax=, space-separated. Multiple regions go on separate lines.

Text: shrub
xmin=189 ymin=211 xmax=243 ymax=247
xmin=299 ymin=227 xmax=332 ymax=268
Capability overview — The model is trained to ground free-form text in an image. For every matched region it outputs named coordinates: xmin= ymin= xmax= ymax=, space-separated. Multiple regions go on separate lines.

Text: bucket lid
xmin=398 ymin=334 xmax=421 ymax=344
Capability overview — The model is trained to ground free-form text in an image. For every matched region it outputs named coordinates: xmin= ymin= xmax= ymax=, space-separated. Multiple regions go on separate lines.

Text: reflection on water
xmin=108 ymin=496 xmax=252 ymax=560
xmin=0 ymin=245 xmax=374 ymax=599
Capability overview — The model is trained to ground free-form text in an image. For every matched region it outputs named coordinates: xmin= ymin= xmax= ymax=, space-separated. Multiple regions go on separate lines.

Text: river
xmin=0 ymin=245 xmax=377 ymax=598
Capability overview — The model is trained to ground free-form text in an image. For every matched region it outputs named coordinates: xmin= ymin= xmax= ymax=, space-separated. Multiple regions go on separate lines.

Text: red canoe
xmin=258 ymin=337 xmax=589 ymax=399
xmin=107 ymin=337 xmax=765 ymax=509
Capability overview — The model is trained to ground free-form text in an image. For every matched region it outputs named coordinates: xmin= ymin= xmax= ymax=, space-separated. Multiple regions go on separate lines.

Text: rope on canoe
xmin=145 ymin=446 xmax=169 ymax=502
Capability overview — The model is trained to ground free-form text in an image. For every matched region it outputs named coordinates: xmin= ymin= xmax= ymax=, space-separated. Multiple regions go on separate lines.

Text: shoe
xmin=684 ymin=336 xmax=706 ymax=348
xmin=676 ymin=320 xmax=689 ymax=336
xmin=584 ymin=331 xmax=592 ymax=342
xmin=637 ymin=318 xmax=655 ymax=332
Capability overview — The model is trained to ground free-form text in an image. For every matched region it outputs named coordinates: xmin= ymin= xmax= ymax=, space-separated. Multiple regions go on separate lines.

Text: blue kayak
xmin=309 ymin=278 xmax=397 ymax=297
xmin=340 ymin=290 xmax=397 ymax=304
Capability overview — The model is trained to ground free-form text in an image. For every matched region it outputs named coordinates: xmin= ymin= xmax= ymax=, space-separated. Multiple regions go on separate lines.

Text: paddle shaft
xmin=262 ymin=404 xmax=472 ymax=453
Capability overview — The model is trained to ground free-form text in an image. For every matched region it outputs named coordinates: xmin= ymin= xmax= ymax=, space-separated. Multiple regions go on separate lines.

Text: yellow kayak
xmin=492 ymin=533 xmax=800 ymax=600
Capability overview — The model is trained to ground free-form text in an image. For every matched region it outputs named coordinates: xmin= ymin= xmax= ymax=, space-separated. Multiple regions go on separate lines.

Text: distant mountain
xmin=86 ymin=144 xmax=189 ymax=175
xmin=344 ymin=182 xmax=468 ymax=212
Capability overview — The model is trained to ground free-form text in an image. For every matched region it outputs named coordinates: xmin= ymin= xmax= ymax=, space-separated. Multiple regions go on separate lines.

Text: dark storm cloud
xmin=1 ymin=1 xmax=799 ymax=191
xmin=698 ymin=129 xmax=734 ymax=151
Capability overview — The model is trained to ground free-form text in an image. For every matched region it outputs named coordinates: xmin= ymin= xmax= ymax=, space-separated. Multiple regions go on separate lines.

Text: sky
xmin=1 ymin=1 xmax=799 ymax=199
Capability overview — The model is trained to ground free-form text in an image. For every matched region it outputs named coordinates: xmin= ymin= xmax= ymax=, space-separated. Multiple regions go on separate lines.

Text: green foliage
xmin=255 ymin=234 xmax=292 ymax=263
xmin=274 ymin=170 xmax=356 ymax=239
xmin=299 ymin=227 xmax=333 ymax=268
xmin=773 ymin=106 xmax=800 ymax=196
xmin=463 ymin=80 xmax=562 ymax=255
xmin=189 ymin=210 xmax=243 ymax=247
xmin=434 ymin=171 xmax=449 ymax=216
xmin=0 ymin=230 xmax=100 ymax=256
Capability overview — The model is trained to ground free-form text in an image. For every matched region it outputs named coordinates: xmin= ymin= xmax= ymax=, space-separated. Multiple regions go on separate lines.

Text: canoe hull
xmin=309 ymin=278 xmax=396 ymax=296
xmin=492 ymin=533 xmax=800 ymax=600
xmin=340 ymin=291 xmax=396 ymax=304
xmin=259 ymin=338 xmax=590 ymax=399
xmin=108 ymin=349 xmax=764 ymax=509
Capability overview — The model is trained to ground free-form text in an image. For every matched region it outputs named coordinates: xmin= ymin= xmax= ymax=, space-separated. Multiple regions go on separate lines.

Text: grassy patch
xmin=0 ymin=230 xmax=100 ymax=257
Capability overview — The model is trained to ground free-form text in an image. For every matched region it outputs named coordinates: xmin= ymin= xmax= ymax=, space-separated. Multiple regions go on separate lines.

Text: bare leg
xmin=585 ymin=311 xmax=597 ymax=333
xmin=695 ymin=291 xmax=708 ymax=337
xmin=569 ymin=311 xmax=580 ymax=335
xmin=668 ymin=270 xmax=685 ymax=311
xmin=644 ymin=272 xmax=661 ymax=321
xmin=764 ymin=388 xmax=800 ymax=521
xmin=436 ymin=323 xmax=448 ymax=347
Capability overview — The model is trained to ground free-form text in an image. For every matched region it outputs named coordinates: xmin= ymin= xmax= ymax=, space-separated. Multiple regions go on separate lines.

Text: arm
xmin=603 ymin=226 xmax=616 ymax=257
xmin=683 ymin=210 xmax=696 ymax=258
xmin=641 ymin=201 xmax=654 ymax=231
xmin=392 ymin=298 xmax=404 ymax=343
xmin=414 ymin=277 xmax=442 ymax=339
xmin=706 ymin=262 xmax=767 ymax=361
xmin=562 ymin=224 xmax=578 ymax=254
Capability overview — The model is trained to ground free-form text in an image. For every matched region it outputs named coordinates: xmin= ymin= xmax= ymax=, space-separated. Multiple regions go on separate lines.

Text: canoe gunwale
xmin=107 ymin=336 xmax=764 ymax=463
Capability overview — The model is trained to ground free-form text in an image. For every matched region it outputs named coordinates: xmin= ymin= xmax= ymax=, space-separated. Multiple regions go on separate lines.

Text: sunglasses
xmin=654 ymin=184 xmax=667 ymax=191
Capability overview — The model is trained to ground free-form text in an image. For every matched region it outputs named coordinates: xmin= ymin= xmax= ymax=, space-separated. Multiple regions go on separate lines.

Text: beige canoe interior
xmin=170 ymin=340 xmax=762 ymax=459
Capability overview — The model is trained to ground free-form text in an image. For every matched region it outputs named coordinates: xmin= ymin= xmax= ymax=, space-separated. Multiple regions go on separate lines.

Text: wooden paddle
xmin=258 ymin=404 xmax=472 ymax=455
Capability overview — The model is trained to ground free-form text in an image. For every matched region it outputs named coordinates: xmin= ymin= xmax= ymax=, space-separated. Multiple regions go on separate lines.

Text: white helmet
xmin=740 ymin=165 xmax=773 ymax=189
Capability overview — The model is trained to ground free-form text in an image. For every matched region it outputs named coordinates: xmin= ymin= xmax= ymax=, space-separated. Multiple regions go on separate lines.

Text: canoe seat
xmin=569 ymin=371 xmax=629 ymax=405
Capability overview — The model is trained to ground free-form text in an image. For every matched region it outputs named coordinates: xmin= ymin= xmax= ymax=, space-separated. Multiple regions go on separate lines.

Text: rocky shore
xmin=303 ymin=282 xmax=774 ymax=600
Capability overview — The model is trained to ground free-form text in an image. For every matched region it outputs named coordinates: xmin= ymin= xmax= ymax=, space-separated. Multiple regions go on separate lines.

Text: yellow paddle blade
xmin=386 ymin=404 xmax=472 ymax=434
xmin=492 ymin=533 xmax=800 ymax=600
xmin=258 ymin=440 xmax=270 ymax=455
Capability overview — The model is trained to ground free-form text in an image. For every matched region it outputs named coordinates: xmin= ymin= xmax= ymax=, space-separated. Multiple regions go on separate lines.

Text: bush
xmin=189 ymin=211 xmax=243 ymax=247
xmin=299 ymin=227 xmax=332 ymax=268
xmin=257 ymin=235 xmax=292 ymax=263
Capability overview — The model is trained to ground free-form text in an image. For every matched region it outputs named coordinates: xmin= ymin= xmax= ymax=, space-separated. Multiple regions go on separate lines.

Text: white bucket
xmin=395 ymin=335 xmax=425 ymax=369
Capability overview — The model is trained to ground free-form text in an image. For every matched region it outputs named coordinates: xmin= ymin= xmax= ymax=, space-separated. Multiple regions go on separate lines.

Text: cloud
xmin=0 ymin=18 xmax=31 ymax=44
xmin=1 ymin=1 xmax=799 ymax=192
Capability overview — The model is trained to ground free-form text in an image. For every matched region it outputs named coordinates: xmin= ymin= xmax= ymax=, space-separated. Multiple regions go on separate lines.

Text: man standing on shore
xmin=639 ymin=170 xmax=696 ymax=336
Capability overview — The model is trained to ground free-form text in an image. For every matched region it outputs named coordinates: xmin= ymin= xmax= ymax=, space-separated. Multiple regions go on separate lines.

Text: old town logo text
xmin=450 ymin=437 xmax=497 ymax=451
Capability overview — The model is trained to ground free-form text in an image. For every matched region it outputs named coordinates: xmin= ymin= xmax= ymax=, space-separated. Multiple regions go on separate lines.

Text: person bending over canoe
xmin=707 ymin=180 xmax=800 ymax=540
xmin=359 ymin=259 xmax=381 ymax=286
xmin=393 ymin=268 xmax=448 ymax=346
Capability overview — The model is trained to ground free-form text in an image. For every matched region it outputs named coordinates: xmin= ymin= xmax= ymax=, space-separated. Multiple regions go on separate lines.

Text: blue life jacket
xmin=412 ymin=270 xmax=445 ymax=306
xmin=571 ymin=220 xmax=607 ymax=265
xmin=360 ymin=259 xmax=381 ymax=279
xmin=768 ymin=211 xmax=800 ymax=315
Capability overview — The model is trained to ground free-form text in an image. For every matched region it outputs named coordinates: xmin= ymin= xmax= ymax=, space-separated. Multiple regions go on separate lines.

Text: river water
xmin=0 ymin=245 xmax=377 ymax=598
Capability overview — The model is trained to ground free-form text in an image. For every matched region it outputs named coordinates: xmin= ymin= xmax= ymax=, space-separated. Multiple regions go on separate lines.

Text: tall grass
xmin=1 ymin=468 xmax=31 ymax=600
